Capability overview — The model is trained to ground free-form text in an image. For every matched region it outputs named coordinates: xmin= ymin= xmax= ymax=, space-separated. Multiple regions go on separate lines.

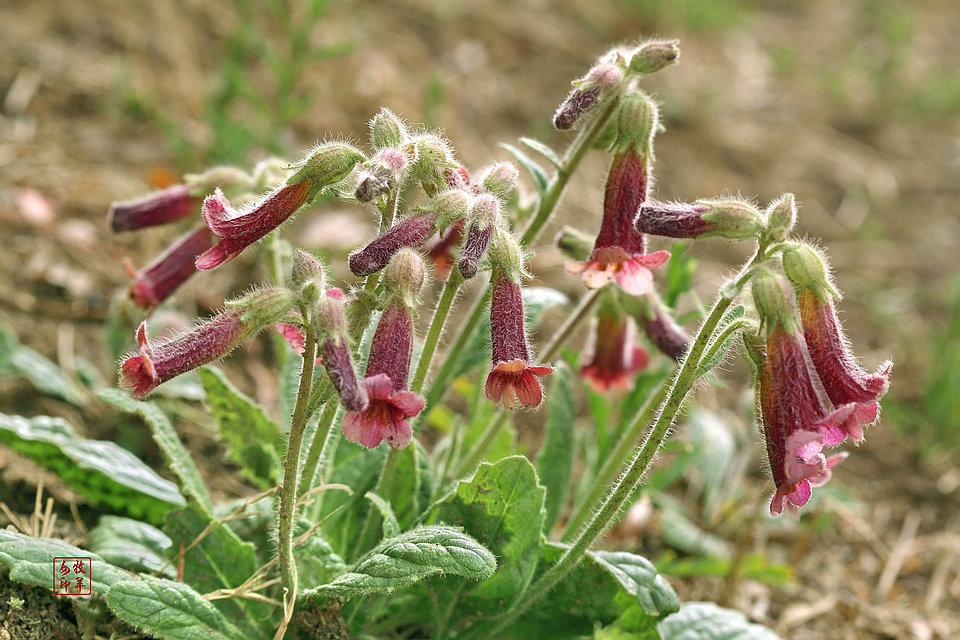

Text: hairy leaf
xmin=0 ymin=529 xmax=131 ymax=593
xmin=294 ymin=519 xmax=347 ymax=589
xmin=306 ymin=525 xmax=496 ymax=599
xmin=100 ymin=389 xmax=213 ymax=516
xmin=198 ymin=367 xmax=282 ymax=488
xmin=537 ymin=361 xmax=576 ymax=533
xmin=657 ymin=602 xmax=783 ymax=639
xmin=108 ymin=576 xmax=244 ymax=640
xmin=89 ymin=515 xmax=174 ymax=577
xmin=0 ymin=413 xmax=183 ymax=523
xmin=365 ymin=492 xmax=401 ymax=538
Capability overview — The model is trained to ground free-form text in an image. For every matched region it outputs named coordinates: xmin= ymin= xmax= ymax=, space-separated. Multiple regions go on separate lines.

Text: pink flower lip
xmin=484 ymin=359 xmax=554 ymax=410
xmin=342 ymin=374 xmax=425 ymax=449
xmin=565 ymin=247 xmax=669 ymax=296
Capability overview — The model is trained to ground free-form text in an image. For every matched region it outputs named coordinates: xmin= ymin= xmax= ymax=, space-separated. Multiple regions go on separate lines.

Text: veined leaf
xmin=0 ymin=529 xmax=131 ymax=593
xmin=306 ymin=525 xmax=496 ymax=599
xmin=657 ymin=602 xmax=783 ymax=639
xmin=89 ymin=515 xmax=174 ymax=578
xmin=198 ymin=368 xmax=282 ymax=488
xmin=108 ymin=576 xmax=245 ymax=640
xmin=365 ymin=492 xmax=401 ymax=538
xmin=499 ymin=142 xmax=549 ymax=194
xmin=519 ymin=137 xmax=562 ymax=168
xmin=0 ymin=325 xmax=86 ymax=405
xmin=99 ymin=389 xmax=213 ymax=516
xmin=537 ymin=361 xmax=576 ymax=533
xmin=0 ymin=413 xmax=183 ymax=523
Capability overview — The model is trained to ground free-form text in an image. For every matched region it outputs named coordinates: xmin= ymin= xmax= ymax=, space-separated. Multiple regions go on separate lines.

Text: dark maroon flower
xmin=638 ymin=300 xmax=689 ymax=360
xmin=554 ymin=63 xmax=623 ymax=130
xmin=119 ymin=288 xmax=293 ymax=398
xmin=348 ymin=214 xmax=435 ymax=276
xmin=580 ymin=303 xmax=648 ymax=393
xmin=126 ymin=227 xmax=214 ymax=310
xmin=636 ymin=199 xmax=763 ymax=240
xmin=315 ymin=288 xmax=367 ymax=412
xmin=457 ymin=193 xmax=498 ymax=279
xmin=484 ymin=269 xmax=553 ymax=409
xmin=565 ymin=150 xmax=669 ymax=295
xmin=109 ymin=184 xmax=198 ymax=232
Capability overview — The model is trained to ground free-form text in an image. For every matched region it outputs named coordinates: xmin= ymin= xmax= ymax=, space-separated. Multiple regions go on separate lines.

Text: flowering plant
xmin=0 ymin=38 xmax=890 ymax=640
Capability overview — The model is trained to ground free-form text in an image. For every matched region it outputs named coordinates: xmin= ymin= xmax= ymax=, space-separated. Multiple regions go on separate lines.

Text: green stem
xmin=411 ymin=270 xmax=464 ymax=396
xmin=298 ymin=399 xmax=338 ymax=498
xmin=276 ymin=332 xmax=318 ymax=611
xmin=422 ymin=287 xmax=491 ymax=410
xmin=474 ymin=249 xmax=765 ymax=639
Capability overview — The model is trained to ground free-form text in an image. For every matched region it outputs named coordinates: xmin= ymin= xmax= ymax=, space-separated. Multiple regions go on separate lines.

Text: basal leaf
xmin=0 ymin=413 xmax=184 ymax=523
xmin=306 ymin=525 xmax=496 ymax=600
xmin=519 ymin=137 xmax=562 ymax=169
xmin=0 ymin=325 xmax=86 ymax=405
xmin=108 ymin=576 xmax=244 ymax=640
xmin=657 ymin=602 xmax=783 ymax=640
xmin=537 ymin=361 xmax=576 ymax=533
xmin=99 ymin=389 xmax=213 ymax=517
xmin=590 ymin=550 xmax=680 ymax=619
xmin=89 ymin=515 xmax=174 ymax=578
xmin=499 ymin=142 xmax=549 ymax=194
xmin=365 ymin=492 xmax=401 ymax=538
xmin=0 ymin=529 xmax=131 ymax=593
xmin=198 ymin=367 xmax=282 ymax=488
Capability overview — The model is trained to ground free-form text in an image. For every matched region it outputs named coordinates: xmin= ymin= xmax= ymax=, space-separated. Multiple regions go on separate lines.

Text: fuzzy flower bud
xmin=781 ymin=243 xmax=839 ymax=300
xmin=457 ymin=194 xmax=499 ymax=279
xmin=119 ymin=288 xmax=293 ymax=398
xmin=286 ymin=142 xmax=366 ymax=186
xmin=751 ymin=268 xmax=800 ymax=333
xmin=636 ymin=199 xmax=764 ymax=240
xmin=315 ymin=288 xmax=367 ymax=412
xmin=355 ymin=148 xmax=408 ymax=202
xmin=404 ymin=134 xmax=459 ymax=193
xmin=370 ymin=108 xmax=409 ymax=149
xmin=554 ymin=63 xmax=625 ymax=130
xmin=348 ymin=214 xmax=435 ymax=277
xmin=611 ymin=91 xmax=660 ymax=157
xmin=383 ymin=249 xmax=427 ymax=308
xmin=417 ymin=188 xmax=474 ymax=233
xmin=127 ymin=227 xmax=215 ymax=310
xmin=478 ymin=162 xmax=519 ymax=200
xmin=763 ymin=193 xmax=797 ymax=243
xmin=291 ymin=249 xmax=326 ymax=310
xmin=637 ymin=298 xmax=689 ymax=360
xmin=109 ymin=185 xmax=198 ymax=233
xmin=489 ymin=225 xmax=527 ymax=283
xmin=628 ymin=40 xmax=681 ymax=75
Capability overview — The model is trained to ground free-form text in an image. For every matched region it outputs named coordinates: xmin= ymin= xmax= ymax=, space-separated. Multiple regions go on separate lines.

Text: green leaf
xmin=499 ymin=142 xmax=549 ymax=194
xmin=425 ymin=455 xmax=545 ymax=628
xmin=107 ymin=576 xmax=244 ymax=640
xmin=686 ymin=409 xmax=736 ymax=516
xmin=198 ymin=368 xmax=282 ymax=488
xmin=99 ymin=389 xmax=214 ymax=517
xmin=654 ymin=494 xmax=730 ymax=558
xmin=0 ymin=529 xmax=131 ymax=593
xmin=590 ymin=550 xmax=680 ymax=619
xmin=163 ymin=506 xmax=272 ymax=635
xmin=694 ymin=305 xmax=744 ymax=378
xmin=519 ymin=137 xmax=562 ymax=168
xmin=294 ymin=520 xmax=347 ymax=589
xmin=0 ymin=325 xmax=86 ymax=405
xmin=365 ymin=492 xmax=401 ymax=538
xmin=657 ymin=602 xmax=783 ymax=640
xmin=89 ymin=515 xmax=174 ymax=578
xmin=306 ymin=525 xmax=496 ymax=600
xmin=537 ymin=361 xmax=576 ymax=533
xmin=663 ymin=242 xmax=698 ymax=309
xmin=0 ymin=413 xmax=184 ymax=523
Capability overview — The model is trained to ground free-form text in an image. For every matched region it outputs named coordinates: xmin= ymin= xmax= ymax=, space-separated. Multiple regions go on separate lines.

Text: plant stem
xmin=275 ymin=332 xmax=318 ymax=631
xmin=411 ymin=269 xmax=464 ymax=396
xmin=298 ymin=399 xmax=338 ymax=498
xmin=473 ymin=249 xmax=764 ymax=640
xmin=422 ymin=287 xmax=491 ymax=410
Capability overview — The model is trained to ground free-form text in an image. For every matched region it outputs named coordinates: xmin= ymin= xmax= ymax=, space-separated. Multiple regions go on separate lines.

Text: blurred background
xmin=0 ymin=1 xmax=958 ymax=638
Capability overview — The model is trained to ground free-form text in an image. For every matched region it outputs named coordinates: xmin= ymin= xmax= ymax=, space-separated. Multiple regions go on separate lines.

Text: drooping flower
xmin=315 ymin=288 xmax=367 ymax=412
xmin=580 ymin=297 xmax=648 ymax=392
xmin=196 ymin=142 xmax=364 ymax=270
xmin=484 ymin=268 xmax=553 ymax=409
xmin=342 ymin=251 xmax=426 ymax=449
xmin=752 ymin=270 xmax=857 ymax=516
xmin=109 ymin=184 xmax=198 ymax=232
xmin=126 ymin=227 xmax=214 ymax=310
xmin=783 ymin=244 xmax=891 ymax=442
xmin=119 ymin=288 xmax=293 ymax=398
xmin=635 ymin=199 xmax=763 ymax=240
xmin=637 ymin=296 xmax=689 ymax=360
xmin=457 ymin=193 xmax=498 ymax=279
xmin=565 ymin=92 xmax=669 ymax=296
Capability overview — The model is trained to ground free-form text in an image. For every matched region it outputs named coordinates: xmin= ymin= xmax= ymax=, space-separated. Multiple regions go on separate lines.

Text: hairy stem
xmin=411 ymin=269 xmax=464 ymax=395
xmin=298 ymin=399 xmax=338 ymax=498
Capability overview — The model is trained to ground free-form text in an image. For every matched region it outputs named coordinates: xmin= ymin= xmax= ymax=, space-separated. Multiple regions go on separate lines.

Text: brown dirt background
xmin=0 ymin=1 xmax=958 ymax=638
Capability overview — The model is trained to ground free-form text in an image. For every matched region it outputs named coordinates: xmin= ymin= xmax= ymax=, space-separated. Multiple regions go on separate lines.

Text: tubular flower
xmin=580 ymin=300 xmax=648 ymax=392
xmin=565 ymin=150 xmax=669 ymax=295
xmin=636 ymin=199 xmax=763 ymax=241
xmin=348 ymin=214 xmax=435 ymax=276
xmin=753 ymin=271 xmax=856 ymax=516
xmin=342 ymin=251 xmax=426 ymax=449
xmin=109 ymin=184 xmax=198 ymax=232
xmin=315 ymin=288 xmax=367 ymax=412
xmin=119 ymin=288 xmax=293 ymax=398
xmin=637 ymin=298 xmax=689 ymax=360
xmin=127 ymin=227 xmax=214 ymax=310
xmin=484 ymin=269 xmax=553 ymax=409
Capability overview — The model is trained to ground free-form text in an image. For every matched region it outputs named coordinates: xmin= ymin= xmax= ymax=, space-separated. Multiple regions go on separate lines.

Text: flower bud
xmin=108 ymin=185 xmax=198 ymax=233
xmin=751 ymin=268 xmax=799 ymax=334
xmin=416 ymin=188 xmax=474 ymax=233
xmin=315 ymin=288 xmax=347 ymax=339
xmin=628 ymin=40 xmax=681 ymax=75
xmin=291 ymin=249 xmax=326 ymax=309
xmin=638 ymin=300 xmax=689 ymax=360
xmin=763 ymin=193 xmax=797 ymax=243
xmin=781 ymin=243 xmax=839 ymax=300
xmin=355 ymin=148 xmax=408 ymax=202
xmin=478 ymin=162 xmax=519 ymax=200
xmin=458 ymin=195 xmax=499 ymax=279
xmin=404 ymin=134 xmax=459 ymax=192
xmin=554 ymin=63 xmax=624 ymax=130
xmin=611 ymin=91 xmax=659 ymax=157
xmin=383 ymin=249 xmax=427 ymax=308
xmin=348 ymin=214 xmax=435 ymax=276
xmin=554 ymin=226 xmax=593 ymax=261
xmin=369 ymin=107 xmax=409 ymax=149
xmin=286 ymin=142 xmax=366 ymax=186
xmin=489 ymin=225 xmax=527 ymax=282
xmin=225 ymin=287 xmax=296 ymax=327
xmin=636 ymin=199 xmax=763 ymax=240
